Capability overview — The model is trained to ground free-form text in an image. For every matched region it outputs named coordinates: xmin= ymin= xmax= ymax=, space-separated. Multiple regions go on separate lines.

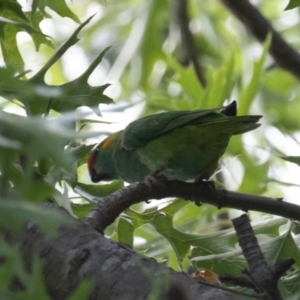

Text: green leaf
xmin=52 ymin=184 xmax=74 ymax=216
xmin=0 ymin=1 xmax=27 ymax=21
xmin=203 ymin=55 xmax=236 ymax=109
xmin=261 ymin=233 xmax=300 ymax=269
xmin=67 ymin=280 xmax=94 ymax=300
xmin=0 ymin=240 xmax=17 ymax=291
xmin=10 ymin=17 xmax=114 ymax=116
xmin=30 ymin=16 xmax=94 ymax=83
xmin=68 ymin=144 xmax=95 ymax=167
xmin=0 ymin=20 xmax=24 ymax=73
xmin=191 ymin=217 xmax=287 ymax=275
xmin=0 ymin=111 xmax=76 ymax=169
xmin=37 ymin=0 xmax=80 ymax=23
xmin=72 ymin=203 xmax=95 ymax=219
xmin=117 ymin=217 xmax=134 ymax=247
xmin=168 ymin=56 xmax=204 ymax=108
xmin=239 ymin=33 xmax=271 ymax=114
xmin=74 ymin=181 xmax=124 ymax=201
xmin=282 ymin=270 xmax=300 ymax=295
xmin=0 ymin=111 xmax=87 ymax=200
xmin=285 ymin=0 xmax=300 ymax=10
xmin=28 ymin=11 xmax=54 ymax=50
xmin=0 ymin=238 xmax=56 ymax=298
xmin=160 ymin=199 xmax=188 ymax=216
xmin=126 ymin=208 xmax=157 ymax=229
xmin=48 ymin=47 xmax=113 ymax=116
xmin=140 ymin=0 xmax=167 ymax=89
xmin=0 ymin=16 xmax=49 ymax=37
xmin=238 ymin=160 xmax=269 ymax=194
xmin=150 ymin=214 xmax=190 ymax=261
xmin=26 ymin=257 xmax=51 ymax=299
xmin=0 ymin=1 xmax=52 ymax=72
xmin=0 ymin=67 xmax=33 ymax=99
xmin=0 ymin=199 xmax=74 ymax=233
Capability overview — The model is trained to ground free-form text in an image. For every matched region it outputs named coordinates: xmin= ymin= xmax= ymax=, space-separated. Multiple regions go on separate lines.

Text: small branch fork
xmin=220 ymin=215 xmax=295 ymax=300
xmin=220 ymin=0 xmax=300 ymax=80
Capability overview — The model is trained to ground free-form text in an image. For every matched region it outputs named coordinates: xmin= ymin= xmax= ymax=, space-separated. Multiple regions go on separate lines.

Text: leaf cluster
xmin=1 ymin=0 xmax=300 ymax=299
xmin=0 ymin=4 xmax=114 ymax=298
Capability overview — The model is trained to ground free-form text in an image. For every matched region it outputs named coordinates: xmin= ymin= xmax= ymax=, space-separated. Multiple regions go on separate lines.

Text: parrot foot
xmin=144 ymin=171 xmax=167 ymax=204
xmin=145 ymin=173 xmax=168 ymax=186
xmin=144 ymin=168 xmax=167 ymax=185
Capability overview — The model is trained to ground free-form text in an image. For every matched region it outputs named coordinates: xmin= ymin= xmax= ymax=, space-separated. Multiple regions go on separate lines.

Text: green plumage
xmin=89 ymin=101 xmax=261 ymax=183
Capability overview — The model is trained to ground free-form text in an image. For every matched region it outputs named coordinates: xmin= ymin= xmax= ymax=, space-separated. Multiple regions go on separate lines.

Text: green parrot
xmin=88 ymin=101 xmax=261 ymax=183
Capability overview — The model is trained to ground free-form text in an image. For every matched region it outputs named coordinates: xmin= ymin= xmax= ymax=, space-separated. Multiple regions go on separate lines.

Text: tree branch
xmin=173 ymin=0 xmax=206 ymax=87
xmin=85 ymin=180 xmax=300 ymax=234
xmin=5 ymin=209 xmax=240 ymax=300
xmin=231 ymin=215 xmax=293 ymax=299
xmin=220 ymin=0 xmax=300 ymax=80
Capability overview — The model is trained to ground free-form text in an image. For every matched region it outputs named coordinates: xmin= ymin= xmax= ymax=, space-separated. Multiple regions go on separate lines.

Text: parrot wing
xmin=121 ymin=105 xmax=231 ymax=150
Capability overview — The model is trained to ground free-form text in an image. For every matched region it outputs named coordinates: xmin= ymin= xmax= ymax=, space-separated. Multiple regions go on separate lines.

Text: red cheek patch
xmin=88 ymin=151 xmax=96 ymax=171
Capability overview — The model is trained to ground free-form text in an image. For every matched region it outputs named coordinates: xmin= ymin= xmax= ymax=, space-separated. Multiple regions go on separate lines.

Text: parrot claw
xmin=145 ymin=173 xmax=168 ymax=186
xmin=144 ymin=172 xmax=167 ymax=204
xmin=144 ymin=169 xmax=168 ymax=188
xmin=143 ymin=175 xmax=162 ymax=203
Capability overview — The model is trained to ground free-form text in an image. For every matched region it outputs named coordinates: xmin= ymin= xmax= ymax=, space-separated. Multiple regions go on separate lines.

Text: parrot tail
xmin=231 ymin=115 xmax=262 ymax=135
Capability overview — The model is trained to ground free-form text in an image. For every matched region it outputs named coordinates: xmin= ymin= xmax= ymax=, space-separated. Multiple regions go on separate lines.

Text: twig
xmin=220 ymin=0 xmax=300 ymax=80
xmin=84 ymin=180 xmax=300 ymax=233
xmin=228 ymin=215 xmax=294 ymax=300
xmin=173 ymin=0 xmax=206 ymax=87
xmin=220 ymin=216 xmax=295 ymax=299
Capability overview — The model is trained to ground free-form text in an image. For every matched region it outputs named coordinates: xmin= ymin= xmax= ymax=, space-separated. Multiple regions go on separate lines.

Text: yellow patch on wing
xmin=102 ymin=137 xmax=113 ymax=150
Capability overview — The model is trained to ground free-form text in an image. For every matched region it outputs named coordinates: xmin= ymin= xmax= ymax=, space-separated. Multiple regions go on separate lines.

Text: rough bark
xmin=5 ymin=210 xmax=239 ymax=300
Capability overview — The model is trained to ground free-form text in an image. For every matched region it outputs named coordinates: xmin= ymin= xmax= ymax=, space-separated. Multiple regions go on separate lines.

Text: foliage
xmin=285 ymin=0 xmax=300 ymax=11
xmin=1 ymin=0 xmax=300 ymax=298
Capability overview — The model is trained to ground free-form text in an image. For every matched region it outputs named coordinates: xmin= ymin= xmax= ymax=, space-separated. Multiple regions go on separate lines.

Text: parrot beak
xmin=89 ymin=167 xmax=101 ymax=182
xmin=89 ymin=168 xmax=111 ymax=182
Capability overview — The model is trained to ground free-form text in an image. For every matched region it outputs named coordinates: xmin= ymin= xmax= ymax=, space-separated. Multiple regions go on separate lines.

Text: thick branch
xmin=5 ymin=212 xmax=240 ymax=300
xmin=85 ymin=180 xmax=300 ymax=233
xmin=220 ymin=0 xmax=300 ymax=80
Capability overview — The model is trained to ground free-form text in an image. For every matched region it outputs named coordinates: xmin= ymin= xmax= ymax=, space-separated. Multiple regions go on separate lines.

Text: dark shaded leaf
xmin=72 ymin=203 xmax=95 ymax=219
xmin=6 ymin=16 xmax=114 ymax=116
xmin=285 ymin=0 xmax=300 ymax=10
xmin=67 ymin=280 xmax=94 ymax=300
xmin=0 ymin=199 xmax=74 ymax=233
xmin=67 ymin=144 xmax=95 ymax=166
xmin=117 ymin=217 xmax=134 ymax=247
xmin=0 ymin=1 xmax=52 ymax=72
xmin=37 ymin=0 xmax=80 ymax=23
xmin=278 ymin=155 xmax=300 ymax=166
xmin=0 ymin=110 xmax=76 ymax=169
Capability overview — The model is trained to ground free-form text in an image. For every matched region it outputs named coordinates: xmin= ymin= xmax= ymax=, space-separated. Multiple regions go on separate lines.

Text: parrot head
xmin=88 ymin=132 xmax=121 ymax=182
